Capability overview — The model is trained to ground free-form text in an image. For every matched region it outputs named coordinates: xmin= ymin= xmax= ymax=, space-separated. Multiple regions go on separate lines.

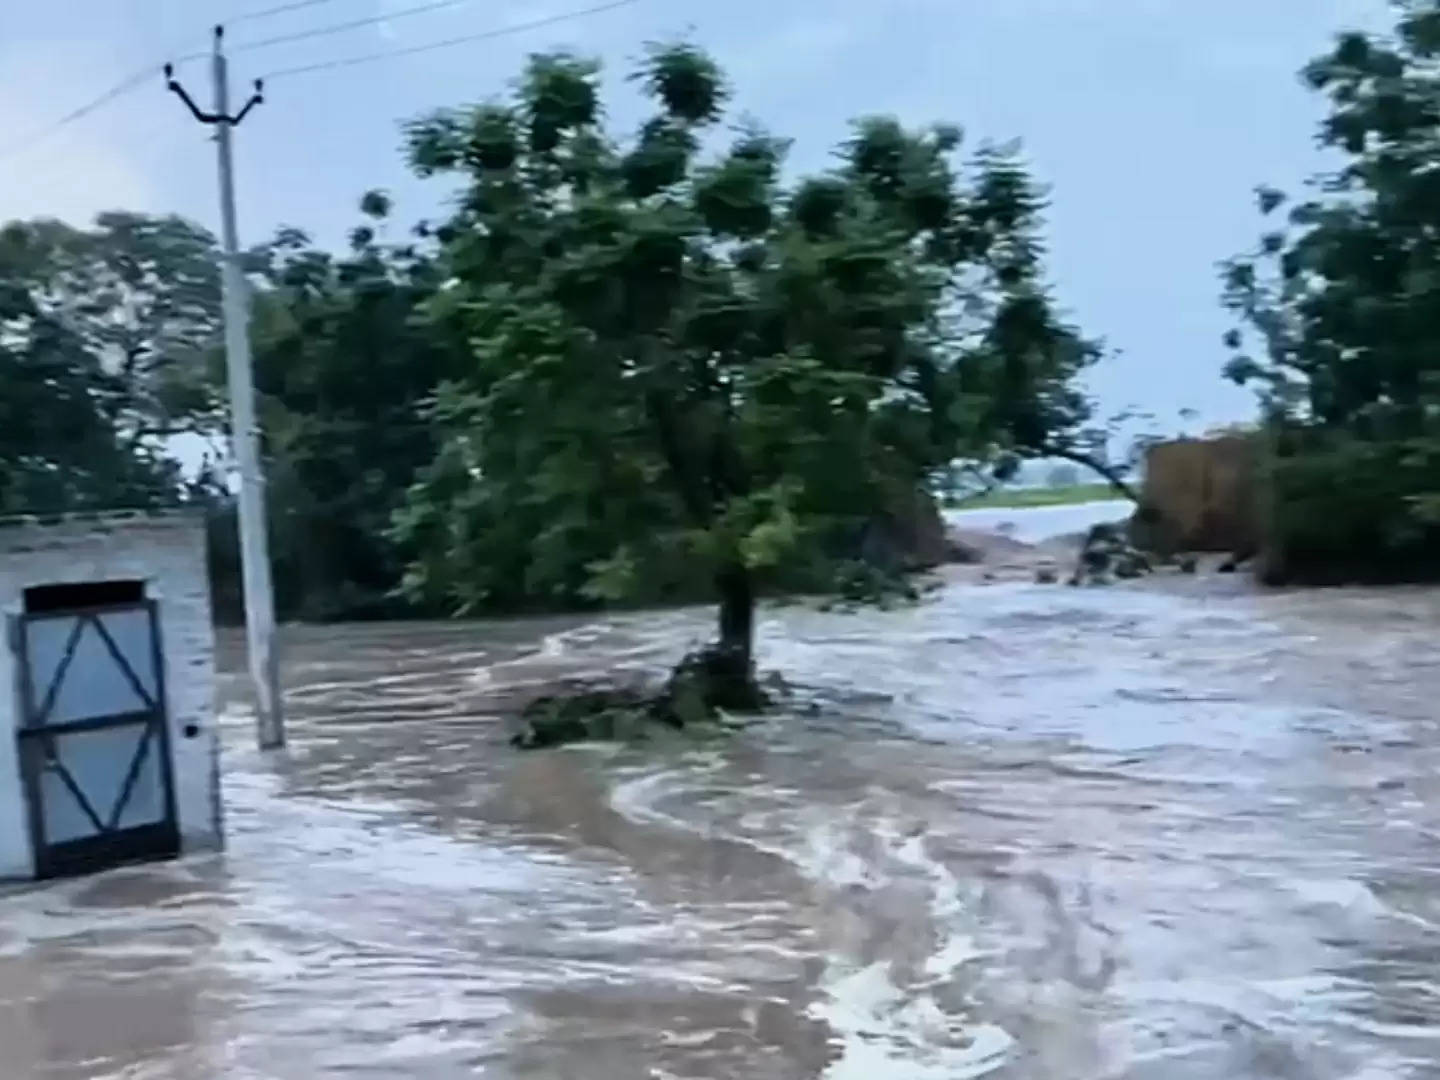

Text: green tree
xmin=238 ymin=197 xmax=464 ymax=620
xmin=7 ymin=213 xmax=224 ymax=438
xmin=1222 ymin=2 xmax=1440 ymax=580
xmin=0 ymin=215 xmax=215 ymax=514
xmin=393 ymin=45 xmax=1097 ymax=688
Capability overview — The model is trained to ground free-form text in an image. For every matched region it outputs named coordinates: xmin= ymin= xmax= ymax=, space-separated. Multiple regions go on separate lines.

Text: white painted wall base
xmin=0 ymin=512 xmax=222 ymax=881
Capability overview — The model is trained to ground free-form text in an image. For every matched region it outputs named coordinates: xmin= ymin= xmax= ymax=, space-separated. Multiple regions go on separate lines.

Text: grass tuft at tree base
xmin=510 ymin=644 xmax=771 ymax=750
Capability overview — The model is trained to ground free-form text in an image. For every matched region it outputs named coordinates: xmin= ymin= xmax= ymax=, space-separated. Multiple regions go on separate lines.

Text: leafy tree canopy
xmin=393 ymin=44 xmax=1100 ymax=669
xmin=237 ymin=199 xmax=466 ymax=620
xmin=0 ymin=213 xmax=221 ymax=514
xmin=1222 ymin=1 xmax=1440 ymax=578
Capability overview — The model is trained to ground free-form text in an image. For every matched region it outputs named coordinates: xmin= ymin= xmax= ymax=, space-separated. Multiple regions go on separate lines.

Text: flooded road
xmin=5 ymin=568 xmax=1440 ymax=1078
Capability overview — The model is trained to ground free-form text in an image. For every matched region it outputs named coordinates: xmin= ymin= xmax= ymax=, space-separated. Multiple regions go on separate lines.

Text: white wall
xmin=0 ymin=513 xmax=221 ymax=880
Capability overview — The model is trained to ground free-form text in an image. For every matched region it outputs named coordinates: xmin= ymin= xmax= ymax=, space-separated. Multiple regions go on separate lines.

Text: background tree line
xmin=0 ymin=204 xmax=460 ymax=622
xmin=1 ymin=43 xmax=1109 ymax=641
xmin=9 ymin=2 xmax=1435 ymax=633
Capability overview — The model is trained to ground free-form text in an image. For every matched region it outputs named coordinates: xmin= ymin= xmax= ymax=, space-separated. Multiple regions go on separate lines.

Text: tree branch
xmin=946 ymin=464 xmax=1003 ymax=506
xmin=1041 ymin=442 xmax=1139 ymax=502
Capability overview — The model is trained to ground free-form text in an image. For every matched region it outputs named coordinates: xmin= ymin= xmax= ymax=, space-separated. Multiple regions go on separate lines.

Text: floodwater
xmin=944 ymin=499 xmax=1133 ymax=544
xmin=5 ymin=546 xmax=1440 ymax=1076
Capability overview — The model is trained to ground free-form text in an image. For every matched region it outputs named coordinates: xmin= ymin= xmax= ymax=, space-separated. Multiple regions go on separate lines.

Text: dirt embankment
xmin=941 ymin=525 xmax=1088 ymax=584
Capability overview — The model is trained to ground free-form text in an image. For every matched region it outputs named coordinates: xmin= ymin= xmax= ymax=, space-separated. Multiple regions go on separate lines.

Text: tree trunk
xmin=716 ymin=562 xmax=755 ymax=673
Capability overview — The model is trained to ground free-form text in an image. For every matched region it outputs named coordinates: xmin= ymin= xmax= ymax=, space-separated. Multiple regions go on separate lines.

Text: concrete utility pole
xmin=166 ymin=27 xmax=284 ymax=750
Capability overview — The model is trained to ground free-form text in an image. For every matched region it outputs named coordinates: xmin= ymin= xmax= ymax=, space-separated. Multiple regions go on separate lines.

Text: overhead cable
xmin=260 ymin=0 xmax=641 ymax=79
xmin=0 ymin=0 xmax=643 ymax=159
xmin=0 ymin=66 xmax=163 ymax=161
xmin=229 ymin=0 xmax=350 ymax=24
xmin=231 ymin=0 xmax=477 ymax=54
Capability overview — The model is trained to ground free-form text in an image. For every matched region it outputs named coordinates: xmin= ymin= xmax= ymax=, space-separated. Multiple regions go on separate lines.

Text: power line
xmin=260 ymin=0 xmax=642 ymax=79
xmin=229 ymin=0 xmax=349 ymax=24
xmin=0 ymin=0 xmax=642 ymax=161
xmin=0 ymin=35 xmax=217 ymax=162
xmin=0 ymin=0 xmax=341 ymax=161
xmin=0 ymin=64 xmax=177 ymax=162
xmin=231 ymin=0 xmax=477 ymax=55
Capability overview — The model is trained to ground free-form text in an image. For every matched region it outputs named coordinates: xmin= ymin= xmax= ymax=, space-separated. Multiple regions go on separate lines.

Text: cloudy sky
xmin=1 ymin=0 xmax=1394 ymax=431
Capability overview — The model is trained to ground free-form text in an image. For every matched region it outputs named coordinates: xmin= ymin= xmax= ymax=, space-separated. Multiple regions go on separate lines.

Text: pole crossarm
xmin=165 ymin=28 xmax=263 ymax=127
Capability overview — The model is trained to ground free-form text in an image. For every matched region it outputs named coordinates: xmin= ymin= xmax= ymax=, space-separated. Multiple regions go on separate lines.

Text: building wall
xmin=0 ymin=513 xmax=221 ymax=880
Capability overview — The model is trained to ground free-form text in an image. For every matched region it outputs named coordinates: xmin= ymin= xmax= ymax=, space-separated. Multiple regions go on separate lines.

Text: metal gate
xmin=12 ymin=600 xmax=178 ymax=879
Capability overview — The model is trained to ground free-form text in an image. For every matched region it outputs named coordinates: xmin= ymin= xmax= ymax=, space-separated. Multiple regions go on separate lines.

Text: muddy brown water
xmin=4 ymin=572 xmax=1440 ymax=1078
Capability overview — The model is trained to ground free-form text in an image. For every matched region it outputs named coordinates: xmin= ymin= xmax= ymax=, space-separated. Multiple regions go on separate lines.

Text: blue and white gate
xmin=11 ymin=599 xmax=179 ymax=879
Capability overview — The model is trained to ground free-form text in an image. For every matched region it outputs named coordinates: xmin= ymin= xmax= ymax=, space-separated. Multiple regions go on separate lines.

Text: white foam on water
xmin=1117 ymin=970 xmax=1377 ymax=1053
xmin=1340 ymin=1063 xmax=1427 ymax=1080
xmin=608 ymin=754 xmax=728 ymax=836
xmin=609 ymin=762 xmax=1014 ymax=1077
xmin=808 ymin=962 xmax=1013 ymax=1080
xmin=216 ymin=700 xmax=255 ymax=730
xmin=1342 ymin=1017 xmax=1440 ymax=1041
xmin=802 ymin=816 xmax=1011 ymax=1079
xmin=468 ymin=616 xmax=683 ymax=692
xmin=794 ymin=820 xmax=881 ymax=890
xmin=1289 ymin=878 xmax=1389 ymax=915
xmin=889 ymin=829 xmax=985 ymax=980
